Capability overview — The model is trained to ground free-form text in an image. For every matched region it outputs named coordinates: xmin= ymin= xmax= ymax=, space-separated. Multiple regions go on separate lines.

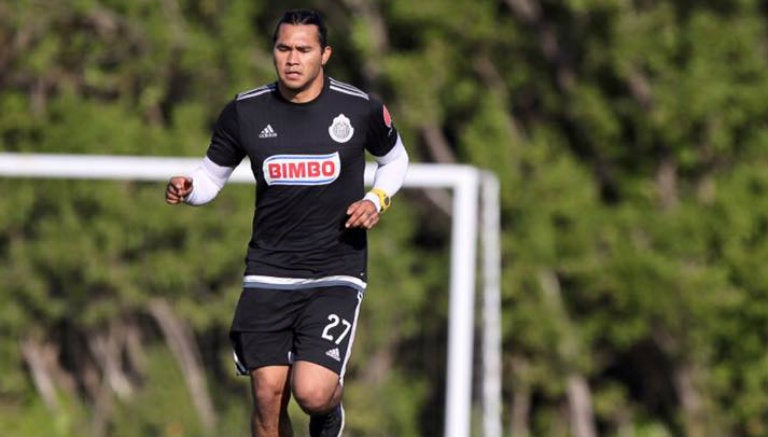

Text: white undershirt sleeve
xmin=183 ymin=156 xmax=236 ymax=206
xmin=363 ymin=134 xmax=409 ymax=211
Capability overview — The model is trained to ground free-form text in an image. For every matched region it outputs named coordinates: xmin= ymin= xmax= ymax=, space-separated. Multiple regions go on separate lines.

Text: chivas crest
xmin=328 ymin=114 xmax=354 ymax=143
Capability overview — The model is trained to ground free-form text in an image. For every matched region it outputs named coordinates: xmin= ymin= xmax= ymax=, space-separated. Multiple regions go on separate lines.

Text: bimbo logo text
xmin=263 ymin=152 xmax=341 ymax=186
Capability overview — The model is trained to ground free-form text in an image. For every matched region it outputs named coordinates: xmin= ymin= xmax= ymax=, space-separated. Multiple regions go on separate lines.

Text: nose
xmin=287 ymin=49 xmax=299 ymax=64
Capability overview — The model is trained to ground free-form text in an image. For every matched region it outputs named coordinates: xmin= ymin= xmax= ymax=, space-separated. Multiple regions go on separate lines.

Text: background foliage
xmin=2 ymin=0 xmax=768 ymax=436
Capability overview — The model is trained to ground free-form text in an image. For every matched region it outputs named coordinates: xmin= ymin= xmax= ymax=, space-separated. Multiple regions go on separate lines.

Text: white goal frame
xmin=0 ymin=152 xmax=501 ymax=437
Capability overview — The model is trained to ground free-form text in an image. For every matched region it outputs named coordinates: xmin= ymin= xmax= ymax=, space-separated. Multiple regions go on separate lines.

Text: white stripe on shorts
xmin=242 ymin=275 xmax=367 ymax=292
xmin=339 ymin=290 xmax=364 ymax=384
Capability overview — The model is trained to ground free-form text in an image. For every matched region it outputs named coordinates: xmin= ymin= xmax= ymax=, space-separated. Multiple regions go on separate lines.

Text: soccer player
xmin=165 ymin=9 xmax=409 ymax=437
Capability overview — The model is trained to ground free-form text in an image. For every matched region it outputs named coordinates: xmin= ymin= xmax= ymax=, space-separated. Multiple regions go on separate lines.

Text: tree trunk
xmin=362 ymin=347 xmax=393 ymax=386
xmin=538 ymin=270 xmax=597 ymax=437
xmin=653 ymin=329 xmax=713 ymax=437
xmin=20 ymin=337 xmax=61 ymax=411
xmin=340 ymin=0 xmax=389 ymax=86
xmin=656 ymin=155 xmax=679 ymax=209
xmin=124 ymin=317 xmax=148 ymax=376
xmin=89 ymin=370 xmax=115 ymax=437
xmin=87 ymin=320 xmax=135 ymax=400
xmin=673 ymin=362 xmax=708 ymax=437
xmin=566 ymin=373 xmax=597 ymax=437
xmin=504 ymin=0 xmax=576 ymax=92
xmin=509 ymin=356 xmax=532 ymax=437
xmin=420 ymin=122 xmax=457 ymax=164
xmin=149 ymin=299 xmax=217 ymax=434
xmin=86 ymin=319 xmax=141 ymax=436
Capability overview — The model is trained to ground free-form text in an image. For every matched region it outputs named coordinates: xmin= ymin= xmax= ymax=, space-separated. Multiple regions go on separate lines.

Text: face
xmin=273 ymin=23 xmax=332 ymax=103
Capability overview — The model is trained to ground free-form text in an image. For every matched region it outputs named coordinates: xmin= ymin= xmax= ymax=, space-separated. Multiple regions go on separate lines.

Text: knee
xmin=252 ymin=378 xmax=286 ymax=411
xmin=293 ymin=383 xmax=338 ymax=415
xmin=291 ymin=361 xmax=342 ymax=414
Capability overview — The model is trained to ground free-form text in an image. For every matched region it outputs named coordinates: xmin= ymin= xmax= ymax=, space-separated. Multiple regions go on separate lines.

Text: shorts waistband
xmin=242 ymin=275 xmax=367 ymax=292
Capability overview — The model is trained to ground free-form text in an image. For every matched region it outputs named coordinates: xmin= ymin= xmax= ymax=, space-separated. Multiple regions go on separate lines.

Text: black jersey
xmin=205 ymin=76 xmax=399 ymax=285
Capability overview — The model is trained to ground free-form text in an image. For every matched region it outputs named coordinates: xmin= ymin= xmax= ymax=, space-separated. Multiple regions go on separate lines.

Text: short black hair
xmin=272 ymin=9 xmax=328 ymax=49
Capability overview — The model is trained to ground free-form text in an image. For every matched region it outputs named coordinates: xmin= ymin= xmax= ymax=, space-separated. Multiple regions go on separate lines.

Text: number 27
xmin=321 ymin=314 xmax=352 ymax=345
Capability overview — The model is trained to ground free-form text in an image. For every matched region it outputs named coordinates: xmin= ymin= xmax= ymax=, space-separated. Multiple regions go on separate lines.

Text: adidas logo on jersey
xmin=325 ymin=348 xmax=341 ymax=362
xmin=259 ymin=124 xmax=278 ymax=139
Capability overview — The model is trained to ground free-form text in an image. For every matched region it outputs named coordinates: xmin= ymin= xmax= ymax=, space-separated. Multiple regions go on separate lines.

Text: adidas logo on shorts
xmin=259 ymin=124 xmax=278 ymax=138
xmin=325 ymin=348 xmax=341 ymax=362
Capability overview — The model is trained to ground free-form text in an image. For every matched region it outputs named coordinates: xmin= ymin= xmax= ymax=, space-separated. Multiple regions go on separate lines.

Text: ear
xmin=321 ymin=45 xmax=332 ymax=66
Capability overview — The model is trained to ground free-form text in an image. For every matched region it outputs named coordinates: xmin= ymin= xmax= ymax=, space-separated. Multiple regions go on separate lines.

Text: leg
xmin=293 ymin=360 xmax=345 ymax=437
xmin=249 ymin=365 xmax=294 ymax=437
xmin=230 ymin=289 xmax=303 ymax=437
xmin=292 ymin=286 xmax=364 ymax=437
xmin=291 ymin=360 xmax=342 ymax=415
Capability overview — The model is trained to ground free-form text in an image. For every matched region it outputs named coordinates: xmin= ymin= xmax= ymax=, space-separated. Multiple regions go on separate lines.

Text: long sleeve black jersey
xmin=205 ymin=76 xmax=399 ymax=288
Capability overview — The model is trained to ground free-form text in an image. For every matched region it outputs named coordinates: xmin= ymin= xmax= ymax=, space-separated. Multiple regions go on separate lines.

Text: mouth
xmin=284 ymin=71 xmax=301 ymax=80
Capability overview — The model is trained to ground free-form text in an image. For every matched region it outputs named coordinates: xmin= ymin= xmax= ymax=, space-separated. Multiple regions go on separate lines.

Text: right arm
xmin=165 ymin=157 xmax=236 ymax=205
xmin=165 ymin=99 xmax=244 ymax=206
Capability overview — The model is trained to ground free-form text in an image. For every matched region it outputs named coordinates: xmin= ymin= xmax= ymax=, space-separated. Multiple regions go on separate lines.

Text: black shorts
xmin=230 ymin=285 xmax=364 ymax=380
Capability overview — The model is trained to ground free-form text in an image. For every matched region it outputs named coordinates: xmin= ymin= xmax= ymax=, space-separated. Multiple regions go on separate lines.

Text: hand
xmin=165 ymin=176 xmax=193 ymax=204
xmin=345 ymin=199 xmax=379 ymax=229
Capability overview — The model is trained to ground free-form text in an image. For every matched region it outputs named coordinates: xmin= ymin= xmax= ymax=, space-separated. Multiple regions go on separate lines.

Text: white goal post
xmin=0 ymin=152 xmax=501 ymax=437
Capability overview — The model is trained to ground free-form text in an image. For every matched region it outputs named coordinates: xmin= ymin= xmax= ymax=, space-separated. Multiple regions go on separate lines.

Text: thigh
xmin=294 ymin=286 xmax=364 ymax=380
xmin=250 ymin=365 xmax=291 ymax=401
xmin=230 ymin=289 xmax=305 ymax=374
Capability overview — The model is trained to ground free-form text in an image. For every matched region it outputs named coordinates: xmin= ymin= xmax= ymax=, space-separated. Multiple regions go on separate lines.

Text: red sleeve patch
xmin=383 ymin=105 xmax=392 ymax=128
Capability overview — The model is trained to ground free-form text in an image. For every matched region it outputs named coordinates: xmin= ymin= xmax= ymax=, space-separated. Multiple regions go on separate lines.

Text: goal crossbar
xmin=0 ymin=152 xmax=502 ymax=437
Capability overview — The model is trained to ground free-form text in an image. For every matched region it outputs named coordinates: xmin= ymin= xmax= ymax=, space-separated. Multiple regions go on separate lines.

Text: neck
xmin=278 ymin=73 xmax=325 ymax=103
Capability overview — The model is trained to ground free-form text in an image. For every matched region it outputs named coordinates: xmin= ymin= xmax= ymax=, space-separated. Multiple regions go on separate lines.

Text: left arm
xmin=345 ymin=135 xmax=409 ymax=229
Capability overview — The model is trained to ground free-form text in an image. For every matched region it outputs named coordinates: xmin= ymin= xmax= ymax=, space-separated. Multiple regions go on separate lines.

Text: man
xmin=165 ymin=9 xmax=409 ymax=437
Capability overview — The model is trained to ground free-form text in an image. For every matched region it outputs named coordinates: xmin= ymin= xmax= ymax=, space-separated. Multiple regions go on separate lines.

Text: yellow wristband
xmin=369 ymin=188 xmax=391 ymax=213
